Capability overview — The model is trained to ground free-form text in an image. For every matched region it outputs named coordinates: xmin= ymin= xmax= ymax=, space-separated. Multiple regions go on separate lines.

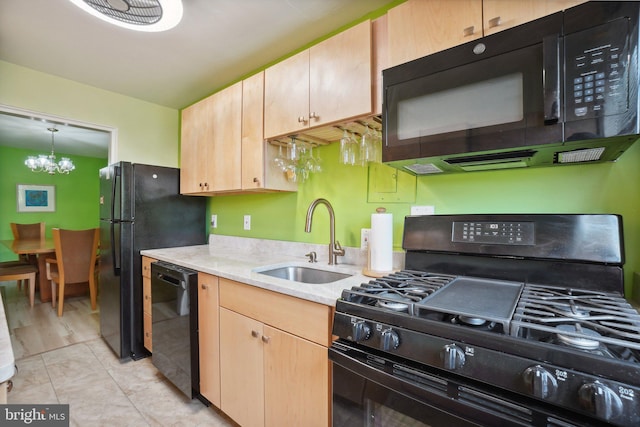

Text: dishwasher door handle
xmin=155 ymin=272 xmax=186 ymax=290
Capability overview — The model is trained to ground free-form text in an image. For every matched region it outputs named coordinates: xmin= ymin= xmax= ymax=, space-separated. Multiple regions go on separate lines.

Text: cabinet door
xmin=264 ymin=50 xmax=310 ymax=139
xmin=142 ymin=256 xmax=155 ymax=351
xmin=263 ymin=326 xmax=329 ymax=427
xmin=309 ymin=20 xmax=372 ymax=127
xmin=242 ymin=71 xmax=266 ymax=190
xmin=142 ymin=256 xmax=154 ymax=278
xmin=198 ymin=273 xmax=220 ymax=407
xmin=210 ymin=82 xmax=242 ymax=192
xmin=387 ymin=0 xmax=482 ymax=68
xmin=483 ymin=0 xmax=585 ymax=35
xmin=143 ymin=284 xmax=152 ymax=351
xmin=180 ymin=96 xmax=215 ymax=194
xmin=220 ymin=308 xmax=264 ymax=427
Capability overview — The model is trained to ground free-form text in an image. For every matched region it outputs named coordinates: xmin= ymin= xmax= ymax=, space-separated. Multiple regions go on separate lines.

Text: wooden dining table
xmin=0 ymin=239 xmax=90 ymax=303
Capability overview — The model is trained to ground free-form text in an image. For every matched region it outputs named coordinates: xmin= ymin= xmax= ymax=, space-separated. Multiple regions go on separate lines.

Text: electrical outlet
xmin=211 ymin=214 xmax=217 ymax=228
xmin=243 ymin=215 xmax=251 ymax=230
xmin=411 ymin=205 xmax=435 ymax=215
xmin=361 ymin=228 xmax=371 ymax=250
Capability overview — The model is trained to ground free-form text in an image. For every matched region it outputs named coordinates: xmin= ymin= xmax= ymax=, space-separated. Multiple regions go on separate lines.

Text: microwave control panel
xmin=565 ymin=18 xmax=629 ymax=121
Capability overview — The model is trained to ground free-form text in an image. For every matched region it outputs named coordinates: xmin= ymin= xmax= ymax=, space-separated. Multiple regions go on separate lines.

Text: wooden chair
xmin=11 ymin=222 xmax=45 ymax=241
xmin=45 ymin=228 xmax=99 ymax=317
xmin=10 ymin=222 xmax=45 ymax=291
xmin=0 ymin=263 xmax=38 ymax=307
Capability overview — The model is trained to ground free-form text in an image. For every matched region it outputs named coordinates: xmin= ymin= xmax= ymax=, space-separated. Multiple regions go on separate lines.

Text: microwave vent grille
xmin=404 ymin=163 xmax=443 ymax=175
xmin=557 ymin=147 xmax=605 ymax=163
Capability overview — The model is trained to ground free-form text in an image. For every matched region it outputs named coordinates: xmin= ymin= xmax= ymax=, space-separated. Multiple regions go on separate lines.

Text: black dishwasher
xmin=150 ymin=261 xmax=201 ymax=400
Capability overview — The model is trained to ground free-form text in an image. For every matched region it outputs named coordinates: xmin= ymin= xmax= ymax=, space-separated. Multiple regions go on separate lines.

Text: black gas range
xmin=330 ymin=214 xmax=639 ymax=427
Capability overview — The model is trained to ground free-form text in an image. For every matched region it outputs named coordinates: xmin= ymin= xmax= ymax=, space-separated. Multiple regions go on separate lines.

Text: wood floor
xmin=2 ymin=281 xmax=100 ymax=360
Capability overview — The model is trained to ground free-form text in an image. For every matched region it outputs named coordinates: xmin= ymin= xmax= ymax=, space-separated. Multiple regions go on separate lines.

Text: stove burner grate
xmin=341 ymin=270 xmax=456 ymax=314
xmin=512 ymin=284 xmax=640 ymax=352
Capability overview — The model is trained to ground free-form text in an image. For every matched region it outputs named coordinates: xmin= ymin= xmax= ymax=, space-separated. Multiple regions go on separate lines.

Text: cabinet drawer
xmin=219 ymin=278 xmax=332 ymax=347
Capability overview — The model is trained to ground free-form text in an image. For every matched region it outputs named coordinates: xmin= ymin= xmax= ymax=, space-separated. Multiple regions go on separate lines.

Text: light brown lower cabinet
xmin=198 ymin=273 xmax=220 ymax=407
xmin=218 ymin=278 xmax=331 ymax=427
xmin=142 ymin=256 xmax=156 ymax=352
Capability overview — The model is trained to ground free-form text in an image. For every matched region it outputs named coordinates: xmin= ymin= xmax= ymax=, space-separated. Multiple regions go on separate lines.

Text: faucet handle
xmin=305 ymin=251 xmax=317 ymax=263
xmin=334 ymin=241 xmax=346 ymax=256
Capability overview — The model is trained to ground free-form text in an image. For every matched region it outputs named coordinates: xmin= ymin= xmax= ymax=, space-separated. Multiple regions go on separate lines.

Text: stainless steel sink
xmin=256 ymin=265 xmax=352 ymax=284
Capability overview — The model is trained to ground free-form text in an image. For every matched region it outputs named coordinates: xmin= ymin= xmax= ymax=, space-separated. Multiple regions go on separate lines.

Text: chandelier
xmin=25 ymin=128 xmax=76 ymax=175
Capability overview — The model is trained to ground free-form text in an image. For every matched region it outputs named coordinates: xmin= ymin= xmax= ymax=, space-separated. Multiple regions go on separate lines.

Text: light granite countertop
xmin=141 ymin=235 xmax=405 ymax=307
xmin=0 ymin=289 xmax=15 ymax=383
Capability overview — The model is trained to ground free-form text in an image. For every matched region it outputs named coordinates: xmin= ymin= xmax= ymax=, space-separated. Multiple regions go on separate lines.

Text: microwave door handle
xmin=543 ymin=35 xmax=561 ymax=125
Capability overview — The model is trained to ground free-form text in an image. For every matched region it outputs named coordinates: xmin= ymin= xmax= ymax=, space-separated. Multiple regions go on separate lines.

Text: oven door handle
xmin=543 ymin=34 xmax=561 ymax=125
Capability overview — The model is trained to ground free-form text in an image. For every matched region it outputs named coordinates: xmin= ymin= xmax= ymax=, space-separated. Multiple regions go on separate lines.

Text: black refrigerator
xmin=99 ymin=162 xmax=206 ymax=360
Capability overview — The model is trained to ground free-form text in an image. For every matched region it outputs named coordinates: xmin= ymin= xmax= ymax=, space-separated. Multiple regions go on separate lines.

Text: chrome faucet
xmin=304 ymin=198 xmax=345 ymax=265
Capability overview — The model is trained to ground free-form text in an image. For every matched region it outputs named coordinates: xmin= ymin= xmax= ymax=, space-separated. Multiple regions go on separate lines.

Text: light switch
xmin=243 ymin=215 xmax=251 ymax=230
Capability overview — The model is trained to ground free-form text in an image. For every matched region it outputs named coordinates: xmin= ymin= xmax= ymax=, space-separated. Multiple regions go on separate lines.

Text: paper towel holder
xmin=363 ymin=207 xmax=396 ymax=278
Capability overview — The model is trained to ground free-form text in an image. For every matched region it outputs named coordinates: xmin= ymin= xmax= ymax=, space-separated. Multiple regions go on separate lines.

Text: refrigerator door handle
xmin=112 ymin=165 xmax=120 ymax=221
xmin=111 ymin=221 xmax=121 ymax=276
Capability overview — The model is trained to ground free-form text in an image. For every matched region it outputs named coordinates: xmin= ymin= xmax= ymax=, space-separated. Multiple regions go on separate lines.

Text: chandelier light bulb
xmin=25 ymin=128 xmax=76 ymax=175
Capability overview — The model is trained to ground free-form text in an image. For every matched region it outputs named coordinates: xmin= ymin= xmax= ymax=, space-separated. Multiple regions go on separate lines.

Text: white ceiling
xmin=0 ymin=0 xmax=392 ymax=157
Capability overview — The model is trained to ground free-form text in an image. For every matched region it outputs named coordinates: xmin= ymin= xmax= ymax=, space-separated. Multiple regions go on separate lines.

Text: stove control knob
xmin=381 ymin=328 xmax=400 ymax=351
xmin=441 ymin=344 xmax=465 ymax=370
xmin=578 ymin=381 xmax=623 ymax=421
xmin=522 ymin=365 xmax=557 ymax=399
xmin=351 ymin=320 xmax=371 ymax=342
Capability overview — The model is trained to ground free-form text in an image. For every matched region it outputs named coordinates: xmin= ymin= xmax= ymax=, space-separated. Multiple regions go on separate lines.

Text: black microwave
xmin=382 ymin=1 xmax=640 ymax=175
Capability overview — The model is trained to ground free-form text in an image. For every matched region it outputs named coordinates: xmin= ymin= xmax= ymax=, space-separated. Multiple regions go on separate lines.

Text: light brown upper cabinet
xmin=241 ymin=72 xmax=296 ymax=192
xmin=180 ymin=82 xmax=241 ymax=195
xmin=180 ymin=95 xmax=215 ymax=194
xmin=264 ymin=20 xmax=373 ymax=139
xmin=181 ymin=74 xmax=294 ymax=195
xmin=209 ymin=81 xmax=243 ymax=192
xmin=483 ymin=0 xmax=585 ymax=36
xmin=387 ymin=0 xmax=483 ymax=68
xmin=387 ymin=0 xmax=585 ymax=68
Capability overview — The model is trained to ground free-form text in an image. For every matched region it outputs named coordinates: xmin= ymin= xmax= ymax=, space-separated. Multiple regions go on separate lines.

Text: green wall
xmin=208 ymin=139 xmax=640 ymax=296
xmin=0 ymin=146 xmax=107 ymax=262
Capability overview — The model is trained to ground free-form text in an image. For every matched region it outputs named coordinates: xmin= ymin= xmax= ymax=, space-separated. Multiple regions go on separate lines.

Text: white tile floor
xmin=9 ymin=338 xmax=237 ymax=427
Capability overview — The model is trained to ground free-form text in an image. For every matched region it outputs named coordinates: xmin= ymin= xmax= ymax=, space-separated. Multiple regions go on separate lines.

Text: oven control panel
xmin=452 ymin=221 xmax=534 ymax=245
xmin=333 ymin=311 xmax=640 ymax=426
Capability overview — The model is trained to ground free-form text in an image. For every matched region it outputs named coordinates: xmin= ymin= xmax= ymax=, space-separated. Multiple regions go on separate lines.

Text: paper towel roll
xmin=369 ymin=208 xmax=393 ymax=273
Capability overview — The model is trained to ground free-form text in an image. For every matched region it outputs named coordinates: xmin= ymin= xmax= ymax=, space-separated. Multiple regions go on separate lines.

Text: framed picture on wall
xmin=17 ymin=184 xmax=56 ymax=212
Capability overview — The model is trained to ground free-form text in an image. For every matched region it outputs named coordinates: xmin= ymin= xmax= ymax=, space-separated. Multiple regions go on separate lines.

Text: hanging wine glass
xmin=348 ymin=130 xmax=359 ymax=165
xmin=273 ymin=143 xmax=286 ymax=170
xmin=339 ymin=129 xmax=351 ymax=165
xmin=308 ymin=144 xmax=322 ymax=173
xmin=359 ymin=125 xmax=375 ymax=166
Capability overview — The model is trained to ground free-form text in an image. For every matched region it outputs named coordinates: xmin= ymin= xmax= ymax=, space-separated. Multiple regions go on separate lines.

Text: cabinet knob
xmin=309 ymin=112 xmax=319 ymax=120
xmin=262 ymin=335 xmax=270 ymax=344
xmin=488 ymin=16 xmax=501 ymax=28
xmin=201 ymin=284 xmax=208 ymax=290
xmin=251 ymin=330 xmax=260 ymax=338
xmin=463 ymin=25 xmax=475 ymax=37
xmin=297 ymin=116 xmax=307 ymax=124
xmin=253 ymin=177 xmax=260 ymax=185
